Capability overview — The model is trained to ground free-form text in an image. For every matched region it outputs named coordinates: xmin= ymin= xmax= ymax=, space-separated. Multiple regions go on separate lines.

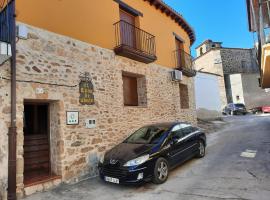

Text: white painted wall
xmin=195 ymin=72 xmax=222 ymax=119
xmin=230 ymin=74 xmax=245 ymax=104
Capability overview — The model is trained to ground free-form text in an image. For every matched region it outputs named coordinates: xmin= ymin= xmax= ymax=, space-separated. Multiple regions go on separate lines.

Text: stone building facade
xmin=194 ymin=40 xmax=270 ymax=112
xmin=0 ymin=23 xmax=196 ymax=199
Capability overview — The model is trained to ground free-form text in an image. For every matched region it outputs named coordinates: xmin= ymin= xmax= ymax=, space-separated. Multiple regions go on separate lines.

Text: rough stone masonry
xmin=0 ymin=23 xmax=196 ymax=198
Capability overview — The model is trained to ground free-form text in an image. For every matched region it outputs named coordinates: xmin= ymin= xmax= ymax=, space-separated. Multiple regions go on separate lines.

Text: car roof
xmin=144 ymin=121 xmax=190 ymax=128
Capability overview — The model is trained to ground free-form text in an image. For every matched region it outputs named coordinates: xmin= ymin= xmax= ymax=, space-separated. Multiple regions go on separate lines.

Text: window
xmin=124 ymin=125 xmax=169 ymax=144
xmin=170 ymin=124 xmax=193 ymax=140
xmin=241 ymin=60 xmax=248 ymax=72
xmin=179 ymin=84 xmax=189 ymax=109
xmin=122 ymin=72 xmax=147 ymax=106
xmin=200 ymin=47 xmax=203 ymax=56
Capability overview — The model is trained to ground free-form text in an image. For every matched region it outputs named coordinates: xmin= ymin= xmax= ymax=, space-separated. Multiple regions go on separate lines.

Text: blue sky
xmin=164 ymin=0 xmax=254 ymax=56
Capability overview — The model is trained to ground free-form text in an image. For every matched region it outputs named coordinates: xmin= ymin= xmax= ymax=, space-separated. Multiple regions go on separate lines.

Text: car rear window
xmin=235 ymin=104 xmax=245 ymax=108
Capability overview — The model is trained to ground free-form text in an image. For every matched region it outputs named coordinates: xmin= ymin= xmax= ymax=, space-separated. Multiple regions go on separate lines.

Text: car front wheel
xmin=196 ymin=140 xmax=205 ymax=158
xmin=152 ymin=158 xmax=169 ymax=184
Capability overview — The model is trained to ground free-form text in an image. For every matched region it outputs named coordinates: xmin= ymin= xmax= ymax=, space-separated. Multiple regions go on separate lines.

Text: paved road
xmin=25 ymin=115 xmax=270 ymax=200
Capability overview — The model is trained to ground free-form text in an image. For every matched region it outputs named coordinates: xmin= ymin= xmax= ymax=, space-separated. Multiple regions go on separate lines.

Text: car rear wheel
xmin=152 ymin=158 xmax=169 ymax=184
xmin=196 ymin=140 xmax=205 ymax=158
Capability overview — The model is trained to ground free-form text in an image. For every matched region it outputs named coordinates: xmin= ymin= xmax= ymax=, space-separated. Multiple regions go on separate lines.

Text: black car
xmin=98 ymin=122 xmax=206 ymax=185
xmin=223 ymin=103 xmax=247 ymax=115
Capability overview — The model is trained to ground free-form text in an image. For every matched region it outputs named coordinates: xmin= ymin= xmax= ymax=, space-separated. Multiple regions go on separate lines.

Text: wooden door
xmin=23 ymin=103 xmax=51 ymax=184
xmin=120 ymin=9 xmax=136 ymax=48
xmin=123 ymin=75 xmax=138 ymax=106
xmin=175 ymin=39 xmax=185 ymax=68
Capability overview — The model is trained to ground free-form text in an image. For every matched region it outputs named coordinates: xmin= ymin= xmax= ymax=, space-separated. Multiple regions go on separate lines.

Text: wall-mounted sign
xmin=85 ymin=118 xmax=96 ymax=129
xmin=66 ymin=111 xmax=79 ymax=125
xmin=79 ymin=72 xmax=95 ymax=105
xmin=36 ymin=87 xmax=45 ymax=94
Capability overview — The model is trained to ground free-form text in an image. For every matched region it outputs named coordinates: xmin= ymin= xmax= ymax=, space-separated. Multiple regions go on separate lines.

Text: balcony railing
xmin=0 ymin=0 xmax=13 ymax=43
xmin=114 ymin=20 xmax=157 ymax=64
xmin=174 ymin=49 xmax=196 ymax=77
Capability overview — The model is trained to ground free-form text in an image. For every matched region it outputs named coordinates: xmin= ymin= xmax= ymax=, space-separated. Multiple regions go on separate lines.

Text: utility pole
xmin=7 ymin=0 xmax=17 ymax=199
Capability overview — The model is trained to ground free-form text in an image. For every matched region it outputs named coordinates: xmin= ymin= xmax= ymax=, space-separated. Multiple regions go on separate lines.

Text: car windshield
xmin=124 ymin=126 xmax=169 ymax=144
xmin=235 ymin=103 xmax=245 ymax=108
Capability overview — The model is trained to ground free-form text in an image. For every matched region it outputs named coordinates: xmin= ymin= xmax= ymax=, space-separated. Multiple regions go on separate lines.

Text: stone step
xmin=24 ymin=175 xmax=62 ymax=196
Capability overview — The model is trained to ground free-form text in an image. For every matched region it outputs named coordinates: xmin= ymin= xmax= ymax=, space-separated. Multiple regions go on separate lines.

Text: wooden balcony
xmin=114 ymin=20 xmax=157 ymax=64
xmin=174 ymin=49 xmax=196 ymax=77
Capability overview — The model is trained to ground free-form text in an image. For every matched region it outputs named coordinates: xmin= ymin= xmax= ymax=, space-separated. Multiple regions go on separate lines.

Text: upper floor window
xmin=200 ymin=47 xmax=203 ymax=56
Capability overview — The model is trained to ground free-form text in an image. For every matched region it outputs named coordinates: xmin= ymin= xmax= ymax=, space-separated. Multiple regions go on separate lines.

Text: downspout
xmin=250 ymin=0 xmax=261 ymax=58
xmin=7 ymin=0 xmax=17 ymax=200
xmin=259 ymin=0 xmax=266 ymax=45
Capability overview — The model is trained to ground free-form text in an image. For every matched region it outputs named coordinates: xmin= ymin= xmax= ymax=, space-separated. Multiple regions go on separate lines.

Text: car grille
xmin=102 ymin=165 xmax=128 ymax=179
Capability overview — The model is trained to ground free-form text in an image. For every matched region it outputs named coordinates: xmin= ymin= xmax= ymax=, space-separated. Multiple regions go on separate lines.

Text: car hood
xmin=104 ymin=143 xmax=154 ymax=164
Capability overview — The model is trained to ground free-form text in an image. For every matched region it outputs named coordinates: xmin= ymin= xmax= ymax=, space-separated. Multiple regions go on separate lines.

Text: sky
xmin=163 ymin=0 xmax=255 ymax=56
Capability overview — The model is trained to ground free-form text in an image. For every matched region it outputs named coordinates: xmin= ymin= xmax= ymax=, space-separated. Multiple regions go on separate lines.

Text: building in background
xmin=194 ymin=40 xmax=269 ymax=118
xmin=0 ymin=0 xmax=197 ymax=199
xmin=246 ymin=0 xmax=270 ymax=88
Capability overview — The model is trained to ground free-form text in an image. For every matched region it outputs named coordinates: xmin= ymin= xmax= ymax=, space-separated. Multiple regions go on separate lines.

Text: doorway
xmin=120 ymin=8 xmax=136 ymax=48
xmin=23 ymin=102 xmax=51 ymax=185
xmin=175 ymin=38 xmax=185 ymax=68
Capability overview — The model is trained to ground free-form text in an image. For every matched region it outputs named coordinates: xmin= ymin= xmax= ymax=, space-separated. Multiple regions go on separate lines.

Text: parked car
xmin=251 ymin=106 xmax=270 ymax=114
xmin=98 ymin=122 xmax=206 ymax=185
xmin=223 ymin=103 xmax=247 ymax=115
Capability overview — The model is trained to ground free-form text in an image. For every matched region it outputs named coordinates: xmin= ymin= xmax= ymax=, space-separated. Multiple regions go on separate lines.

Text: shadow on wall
xmin=0 ymin=147 xmax=7 ymax=200
xmin=197 ymin=108 xmax=222 ymax=121
xmin=0 ymin=179 xmax=7 ymax=200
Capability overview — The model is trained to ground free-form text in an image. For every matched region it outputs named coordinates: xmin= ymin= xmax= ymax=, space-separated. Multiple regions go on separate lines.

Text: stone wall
xmin=0 ymin=63 xmax=9 ymax=200
xmin=0 ymin=23 xmax=196 ymax=198
xmin=241 ymin=73 xmax=270 ymax=109
xmin=220 ymin=48 xmax=259 ymax=74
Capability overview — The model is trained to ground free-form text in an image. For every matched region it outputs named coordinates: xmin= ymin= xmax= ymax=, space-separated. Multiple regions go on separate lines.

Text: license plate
xmin=105 ymin=176 xmax=119 ymax=184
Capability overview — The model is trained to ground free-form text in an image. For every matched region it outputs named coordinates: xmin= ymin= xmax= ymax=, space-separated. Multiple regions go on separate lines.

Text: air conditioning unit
xmin=16 ymin=24 xmax=28 ymax=39
xmin=171 ymin=70 xmax=182 ymax=81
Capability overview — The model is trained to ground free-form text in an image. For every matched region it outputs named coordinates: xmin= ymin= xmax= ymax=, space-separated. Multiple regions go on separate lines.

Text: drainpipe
xmin=7 ymin=0 xmax=17 ymax=200
xmin=259 ymin=0 xmax=265 ymax=45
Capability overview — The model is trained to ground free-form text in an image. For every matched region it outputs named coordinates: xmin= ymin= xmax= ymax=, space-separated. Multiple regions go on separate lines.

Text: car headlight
xmin=123 ymin=154 xmax=149 ymax=167
xmin=99 ymin=154 xmax=105 ymax=164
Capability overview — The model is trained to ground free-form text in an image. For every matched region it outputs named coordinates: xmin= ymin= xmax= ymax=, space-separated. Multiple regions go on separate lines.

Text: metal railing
xmin=0 ymin=0 xmax=14 ymax=43
xmin=114 ymin=20 xmax=156 ymax=57
xmin=174 ymin=49 xmax=194 ymax=70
